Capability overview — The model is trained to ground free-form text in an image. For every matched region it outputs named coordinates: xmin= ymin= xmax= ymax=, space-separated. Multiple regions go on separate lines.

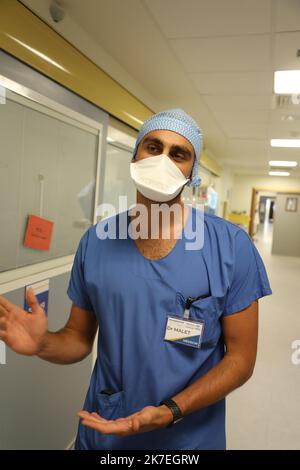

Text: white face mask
xmin=130 ymin=154 xmax=189 ymax=202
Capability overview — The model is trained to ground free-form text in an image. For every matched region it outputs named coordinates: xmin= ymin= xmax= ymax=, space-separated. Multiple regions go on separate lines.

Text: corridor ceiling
xmin=20 ymin=0 xmax=300 ymax=177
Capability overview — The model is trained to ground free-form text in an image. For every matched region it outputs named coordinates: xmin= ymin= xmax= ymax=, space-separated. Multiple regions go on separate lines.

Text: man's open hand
xmin=77 ymin=405 xmax=173 ymax=437
xmin=0 ymin=288 xmax=47 ymax=356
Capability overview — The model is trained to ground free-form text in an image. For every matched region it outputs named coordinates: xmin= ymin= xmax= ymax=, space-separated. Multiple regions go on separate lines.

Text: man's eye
xmin=148 ymin=145 xmax=158 ymax=152
xmin=173 ymin=154 xmax=185 ymax=160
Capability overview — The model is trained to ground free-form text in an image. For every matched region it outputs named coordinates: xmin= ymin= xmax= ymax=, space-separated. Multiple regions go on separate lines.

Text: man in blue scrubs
xmin=0 ymin=109 xmax=272 ymax=450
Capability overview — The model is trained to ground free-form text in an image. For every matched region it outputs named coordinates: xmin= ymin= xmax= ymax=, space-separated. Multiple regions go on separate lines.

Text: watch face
xmin=174 ymin=417 xmax=183 ymax=424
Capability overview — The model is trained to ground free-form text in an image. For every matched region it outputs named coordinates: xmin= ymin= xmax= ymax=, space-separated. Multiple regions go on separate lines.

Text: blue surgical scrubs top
xmin=67 ymin=206 xmax=272 ymax=450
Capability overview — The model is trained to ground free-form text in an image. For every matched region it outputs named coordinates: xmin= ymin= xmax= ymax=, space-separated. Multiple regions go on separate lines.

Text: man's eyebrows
xmin=142 ymin=137 xmax=192 ymax=157
xmin=142 ymin=137 xmax=163 ymax=146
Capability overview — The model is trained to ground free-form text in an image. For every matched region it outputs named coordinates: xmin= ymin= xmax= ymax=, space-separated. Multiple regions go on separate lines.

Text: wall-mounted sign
xmin=0 ymin=341 xmax=6 ymax=365
xmin=285 ymin=197 xmax=298 ymax=212
xmin=23 ymin=214 xmax=54 ymax=251
xmin=24 ymin=279 xmax=50 ymax=316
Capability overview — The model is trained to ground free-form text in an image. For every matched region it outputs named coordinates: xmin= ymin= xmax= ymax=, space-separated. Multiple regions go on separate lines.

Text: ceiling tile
xmin=230 ymin=139 xmax=270 ymax=156
xmin=202 ymin=95 xmax=272 ymax=112
xmin=170 ymin=35 xmax=271 ymax=73
xmin=274 ymin=0 xmax=300 ymax=32
xmin=145 ymin=0 xmax=271 ymax=38
xmin=190 ymin=71 xmax=273 ymax=95
xmin=273 ymin=32 xmax=300 ymax=69
xmin=214 ymin=110 xmax=270 ymax=124
xmin=269 ymin=122 xmax=300 ymax=138
xmin=269 ymin=147 xmax=300 ymax=161
xmin=270 ymin=108 xmax=300 ymax=125
xmin=269 ymin=109 xmax=300 ymax=140
xmin=221 ymin=122 xmax=269 ymax=139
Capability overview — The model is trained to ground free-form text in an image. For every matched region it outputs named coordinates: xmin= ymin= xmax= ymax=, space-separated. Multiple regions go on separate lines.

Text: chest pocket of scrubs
xmin=190 ymin=296 xmax=222 ymax=348
xmin=96 ymin=390 xmax=125 ymax=420
xmin=176 ymin=293 xmax=222 ymax=348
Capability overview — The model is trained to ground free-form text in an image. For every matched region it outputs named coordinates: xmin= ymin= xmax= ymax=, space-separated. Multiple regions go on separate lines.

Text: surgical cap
xmin=132 ymin=108 xmax=203 ymax=187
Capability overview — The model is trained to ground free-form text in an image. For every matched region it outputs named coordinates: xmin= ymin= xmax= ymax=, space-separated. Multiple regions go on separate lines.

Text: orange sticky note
xmin=24 ymin=215 xmax=54 ymax=251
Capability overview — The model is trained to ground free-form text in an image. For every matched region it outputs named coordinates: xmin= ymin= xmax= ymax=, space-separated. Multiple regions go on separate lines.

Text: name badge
xmin=164 ymin=315 xmax=205 ymax=349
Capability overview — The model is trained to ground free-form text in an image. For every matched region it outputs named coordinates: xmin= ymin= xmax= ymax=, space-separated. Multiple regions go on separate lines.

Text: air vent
xmin=273 ymin=94 xmax=300 ymax=110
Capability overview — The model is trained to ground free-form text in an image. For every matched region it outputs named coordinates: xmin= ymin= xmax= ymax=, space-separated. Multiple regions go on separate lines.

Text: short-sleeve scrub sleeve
xmin=67 ymin=230 xmax=93 ymax=312
xmin=222 ymin=229 xmax=272 ymax=315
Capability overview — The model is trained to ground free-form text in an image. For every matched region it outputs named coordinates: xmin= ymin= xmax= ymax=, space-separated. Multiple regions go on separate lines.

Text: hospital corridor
xmin=0 ymin=0 xmax=300 ymax=456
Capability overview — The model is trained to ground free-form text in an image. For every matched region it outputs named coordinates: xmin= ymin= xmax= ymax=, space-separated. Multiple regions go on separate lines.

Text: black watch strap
xmin=159 ymin=398 xmax=183 ymax=427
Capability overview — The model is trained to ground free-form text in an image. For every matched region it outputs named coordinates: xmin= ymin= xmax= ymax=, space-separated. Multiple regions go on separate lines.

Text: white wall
xmin=272 ymin=193 xmax=300 ymax=257
xmin=231 ymin=175 xmax=300 ymax=214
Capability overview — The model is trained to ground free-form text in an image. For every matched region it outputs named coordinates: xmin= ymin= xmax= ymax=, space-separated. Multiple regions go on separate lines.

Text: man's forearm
xmin=37 ymin=328 xmax=93 ymax=364
xmin=170 ymin=352 xmax=254 ymax=416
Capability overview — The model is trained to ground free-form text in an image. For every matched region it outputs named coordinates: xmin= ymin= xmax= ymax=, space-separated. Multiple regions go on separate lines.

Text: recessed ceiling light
xmin=274 ymin=70 xmax=300 ymax=94
xmin=270 ymin=139 xmax=300 ymax=147
xmin=269 ymin=160 xmax=298 ymax=167
xmin=269 ymin=171 xmax=290 ymax=176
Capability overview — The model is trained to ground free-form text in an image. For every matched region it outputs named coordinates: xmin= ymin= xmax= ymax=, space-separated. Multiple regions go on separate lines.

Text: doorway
xmin=250 ymin=189 xmax=277 ymax=252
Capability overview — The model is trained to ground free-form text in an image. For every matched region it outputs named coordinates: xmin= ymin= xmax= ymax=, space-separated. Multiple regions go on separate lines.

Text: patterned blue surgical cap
xmin=132 ymin=108 xmax=203 ymax=187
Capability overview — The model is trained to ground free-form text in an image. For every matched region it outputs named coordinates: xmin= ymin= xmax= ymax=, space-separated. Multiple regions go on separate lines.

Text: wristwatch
xmin=159 ymin=398 xmax=184 ymax=427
